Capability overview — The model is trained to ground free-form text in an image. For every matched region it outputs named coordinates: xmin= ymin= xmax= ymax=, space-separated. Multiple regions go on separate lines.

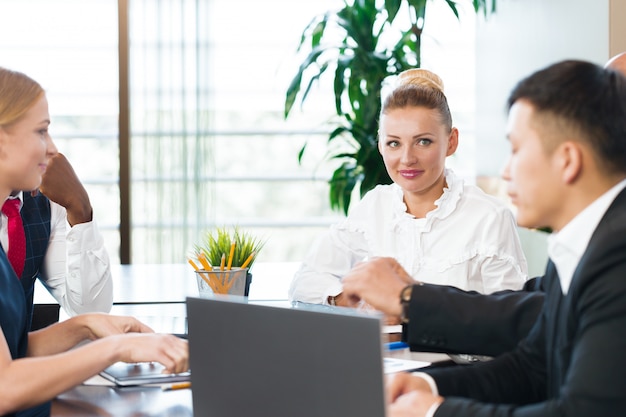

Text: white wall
xmin=474 ymin=0 xmax=610 ymax=176
xmin=472 ymin=0 xmax=623 ymax=275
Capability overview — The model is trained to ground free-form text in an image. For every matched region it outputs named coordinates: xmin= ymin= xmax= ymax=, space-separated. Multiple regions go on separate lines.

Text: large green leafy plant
xmin=285 ymin=0 xmax=496 ymax=214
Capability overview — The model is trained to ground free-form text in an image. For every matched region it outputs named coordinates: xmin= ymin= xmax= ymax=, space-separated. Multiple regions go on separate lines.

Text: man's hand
xmin=341 ymin=257 xmax=414 ymax=317
xmin=386 ymin=373 xmax=443 ymax=417
xmin=388 ymin=390 xmax=444 ymax=417
xmin=38 ymin=153 xmax=92 ymax=226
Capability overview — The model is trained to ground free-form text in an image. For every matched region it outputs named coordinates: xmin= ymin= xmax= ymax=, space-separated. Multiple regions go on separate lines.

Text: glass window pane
xmin=0 ymin=0 xmax=120 ymax=263
xmin=1 ymin=0 xmax=476 ymax=266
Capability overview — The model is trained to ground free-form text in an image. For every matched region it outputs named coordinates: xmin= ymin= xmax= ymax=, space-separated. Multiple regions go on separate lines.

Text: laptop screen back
xmin=187 ymin=296 xmax=386 ymax=417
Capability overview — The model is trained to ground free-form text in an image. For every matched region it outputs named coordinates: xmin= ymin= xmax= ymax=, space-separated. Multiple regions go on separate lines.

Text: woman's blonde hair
xmin=381 ymin=68 xmax=452 ymax=131
xmin=0 ymin=67 xmax=44 ymax=128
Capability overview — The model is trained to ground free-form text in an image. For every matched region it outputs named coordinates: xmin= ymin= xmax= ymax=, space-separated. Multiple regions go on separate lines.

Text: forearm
xmin=0 ymin=335 xmax=121 ymax=414
xmin=404 ymin=283 xmax=544 ymax=357
xmin=290 ymin=229 xmax=364 ymax=304
xmin=65 ymin=199 xmax=92 ymax=226
xmin=427 ymin=347 xmax=546 ymax=404
xmin=27 ymin=314 xmax=94 ymax=356
xmin=38 ymin=153 xmax=93 ymax=227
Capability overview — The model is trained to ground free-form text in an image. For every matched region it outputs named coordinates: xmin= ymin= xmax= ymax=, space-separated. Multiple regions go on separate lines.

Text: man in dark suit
xmin=346 ymin=59 xmax=626 ymax=416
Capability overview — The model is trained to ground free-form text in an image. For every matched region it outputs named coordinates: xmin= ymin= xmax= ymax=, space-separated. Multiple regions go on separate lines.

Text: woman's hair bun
xmin=396 ymin=69 xmax=444 ymax=93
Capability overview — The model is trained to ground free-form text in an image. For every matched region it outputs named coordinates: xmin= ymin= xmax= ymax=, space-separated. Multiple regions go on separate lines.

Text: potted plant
xmin=284 ymin=0 xmax=497 ymax=214
xmin=188 ymin=226 xmax=266 ymax=296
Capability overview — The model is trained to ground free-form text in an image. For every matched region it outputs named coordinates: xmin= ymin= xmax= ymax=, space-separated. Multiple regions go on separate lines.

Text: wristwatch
xmin=399 ymin=284 xmax=413 ymax=324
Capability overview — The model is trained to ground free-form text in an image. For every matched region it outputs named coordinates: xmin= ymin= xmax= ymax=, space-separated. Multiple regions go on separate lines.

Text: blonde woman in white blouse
xmin=289 ymin=69 xmax=528 ymax=306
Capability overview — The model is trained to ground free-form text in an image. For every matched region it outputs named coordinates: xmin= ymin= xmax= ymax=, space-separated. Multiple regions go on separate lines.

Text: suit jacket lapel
xmin=569 ymin=187 xmax=626 ymax=294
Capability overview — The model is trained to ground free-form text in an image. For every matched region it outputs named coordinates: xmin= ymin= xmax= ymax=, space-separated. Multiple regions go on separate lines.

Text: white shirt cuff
xmin=411 ymin=372 xmax=439 ymax=396
xmin=323 ymin=282 xmax=344 ymax=304
xmin=425 ymin=401 xmax=442 ymax=417
xmin=411 ymin=372 xmax=442 ymax=417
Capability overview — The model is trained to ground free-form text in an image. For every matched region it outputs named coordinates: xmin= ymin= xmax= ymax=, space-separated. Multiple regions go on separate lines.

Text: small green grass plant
xmin=193 ymin=226 xmax=265 ymax=270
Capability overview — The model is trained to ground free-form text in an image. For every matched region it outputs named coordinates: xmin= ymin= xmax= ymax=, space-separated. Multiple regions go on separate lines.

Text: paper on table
xmin=383 ymin=324 xmax=402 ymax=334
xmin=383 ymin=357 xmax=430 ymax=374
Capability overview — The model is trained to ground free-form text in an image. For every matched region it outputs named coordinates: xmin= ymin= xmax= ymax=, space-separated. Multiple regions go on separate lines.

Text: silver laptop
xmin=187 ymin=296 xmax=387 ymax=417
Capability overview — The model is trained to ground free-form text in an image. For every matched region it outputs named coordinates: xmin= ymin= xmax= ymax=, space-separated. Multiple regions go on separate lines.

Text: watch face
xmin=401 ymin=285 xmax=413 ymax=302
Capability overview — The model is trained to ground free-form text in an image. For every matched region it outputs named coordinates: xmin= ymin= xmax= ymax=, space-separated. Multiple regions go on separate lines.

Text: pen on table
xmin=162 ymin=381 xmax=191 ymax=391
xmin=385 ymin=341 xmax=409 ymax=351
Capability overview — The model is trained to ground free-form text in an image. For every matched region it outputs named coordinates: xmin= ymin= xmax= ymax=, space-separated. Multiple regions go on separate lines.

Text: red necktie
xmin=2 ymin=199 xmax=26 ymax=278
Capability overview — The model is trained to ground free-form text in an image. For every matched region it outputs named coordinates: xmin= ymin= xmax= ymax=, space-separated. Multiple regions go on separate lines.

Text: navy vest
xmin=16 ymin=194 xmax=52 ymax=417
xmin=19 ymin=193 xmax=52 ymax=329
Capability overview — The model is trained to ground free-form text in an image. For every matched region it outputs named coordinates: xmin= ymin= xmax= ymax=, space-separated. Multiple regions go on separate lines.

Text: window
xmin=0 ymin=0 xmax=476 ymax=264
xmin=0 ymin=0 xmax=120 ymax=261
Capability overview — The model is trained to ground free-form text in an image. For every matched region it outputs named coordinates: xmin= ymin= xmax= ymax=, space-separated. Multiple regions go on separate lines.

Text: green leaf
xmin=405 ymin=0 xmax=428 ymax=11
xmin=329 ymin=162 xmax=361 ymax=215
xmin=472 ymin=0 xmax=497 ymax=17
xmin=443 ymin=0 xmax=460 ymax=20
xmin=334 ymin=59 xmax=350 ymax=115
xmin=284 ymin=46 xmax=330 ymax=117
xmin=284 ymin=71 xmax=303 ymax=118
xmin=310 ymin=18 xmax=327 ymax=47
xmin=384 ymin=0 xmax=402 ymax=23
xmin=297 ymin=143 xmax=307 ymax=164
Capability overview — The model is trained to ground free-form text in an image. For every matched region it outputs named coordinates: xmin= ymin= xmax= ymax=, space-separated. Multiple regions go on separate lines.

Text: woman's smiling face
xmin=378 ymin=106 xmax=458 ymax=199
xmin=0 ymin=95 xmax=58 ymax=195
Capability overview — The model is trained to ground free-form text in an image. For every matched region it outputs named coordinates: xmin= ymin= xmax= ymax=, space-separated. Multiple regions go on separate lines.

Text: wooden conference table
xmin=34 ymin=263 xmax=448 ymax=416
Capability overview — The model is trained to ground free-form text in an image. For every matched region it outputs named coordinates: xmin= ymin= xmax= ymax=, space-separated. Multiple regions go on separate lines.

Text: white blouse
xmin=288 ymin=170 xmax=528 ymax=304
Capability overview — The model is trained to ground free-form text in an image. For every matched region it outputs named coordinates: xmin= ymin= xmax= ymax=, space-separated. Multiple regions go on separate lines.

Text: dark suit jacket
xmin=404 ymin=278 xmax=544 ymax=357
xmin=424 ymin=187 xmax=626 ymax=416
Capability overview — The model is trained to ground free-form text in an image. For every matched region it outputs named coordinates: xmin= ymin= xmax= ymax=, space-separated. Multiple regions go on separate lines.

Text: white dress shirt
xmin=1 ymin=193 xmax=113 ymax=315
xmin=548 ymin=178 xmax=626 ymax=295
xmin=289 ymin=170 xmax=528 ymax=304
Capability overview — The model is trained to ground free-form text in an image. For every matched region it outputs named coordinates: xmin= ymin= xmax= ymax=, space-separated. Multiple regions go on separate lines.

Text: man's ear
xmin=557 ymin=141 xmax=583 ymax=184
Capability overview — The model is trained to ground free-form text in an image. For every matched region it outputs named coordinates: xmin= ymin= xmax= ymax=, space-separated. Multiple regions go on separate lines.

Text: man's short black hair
xmin=508 ymin=59 xmax=626 ymax=175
